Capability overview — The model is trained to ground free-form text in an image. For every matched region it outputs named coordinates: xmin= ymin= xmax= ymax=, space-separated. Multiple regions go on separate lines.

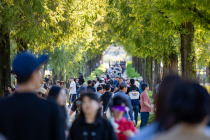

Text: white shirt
xmin=70 ymin=81 xmax=76 ymax=94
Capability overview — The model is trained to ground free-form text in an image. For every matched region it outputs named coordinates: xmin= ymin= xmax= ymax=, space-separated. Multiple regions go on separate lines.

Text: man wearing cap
xmin=114 ymin=82 xmax=135 ymax=125
xmin=0 ymin=52 xmax=65 ymax=140
xmin=69 ymin=77 xmax=76 ymax=107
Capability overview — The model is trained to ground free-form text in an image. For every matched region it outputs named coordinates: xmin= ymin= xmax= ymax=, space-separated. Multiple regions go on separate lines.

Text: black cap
xmin=12 ymin=52 xmax=48 ymax=83
xmin=120 ymin=82 xmax=127 ymax=88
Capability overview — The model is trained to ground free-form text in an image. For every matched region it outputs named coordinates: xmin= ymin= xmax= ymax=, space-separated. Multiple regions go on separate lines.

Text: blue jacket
xmin=114 ymin=91 xmax=134 ymax=121
xmin=113 ymin=80 xmax=119 ymax=86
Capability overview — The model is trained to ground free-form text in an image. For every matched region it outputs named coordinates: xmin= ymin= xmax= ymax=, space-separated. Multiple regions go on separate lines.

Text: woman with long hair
xmin=69 ymin=93 xmax=117 ymax=140
xmin=48 ymin=86 xmax=70 ymax=138
xmin=130 ymin=75 xmax=183 ymax=140
xmin=154 ymin=81 xmax=210 ymax=140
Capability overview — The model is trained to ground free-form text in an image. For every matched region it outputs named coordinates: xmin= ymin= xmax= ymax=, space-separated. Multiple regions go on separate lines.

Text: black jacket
xmin=0 ymin=93 xmax=65 ymax=140
xmin=99 ymin=92 xmax=112 ymax=111
xmin=126 ymin=85 xmax=139 ymax=94
xmin=69 ymin=116 xmax=117 ymax=140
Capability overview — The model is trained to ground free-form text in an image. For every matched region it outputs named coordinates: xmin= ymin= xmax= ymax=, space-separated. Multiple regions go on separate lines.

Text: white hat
xmin=138 ymin=77 xmax=143 ymax=81
xmin=35 ymin=87 xmax=47 ymax=94
xmin=101 ymin=78 xmax=104 ymax=81
xmin=134 ymin=77 xmax=137 ymax=80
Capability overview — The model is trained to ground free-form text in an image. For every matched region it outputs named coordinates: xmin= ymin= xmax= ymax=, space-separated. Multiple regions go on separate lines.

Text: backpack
xmin=128 ymin=90 xmax=140 ymax=100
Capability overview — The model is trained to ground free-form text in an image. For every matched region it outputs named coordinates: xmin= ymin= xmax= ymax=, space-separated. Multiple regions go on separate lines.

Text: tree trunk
xmin=132 ymin=57 xmax=134 ymax=68
xmin=152 ymin=59 xmax=161 ymax=99
xmin=135 ymin=57 xmax=139 ymax=73
xmin=150 ymin=57 xmax=153 ymax=91
xmin=142 ymin=58 xmax=146 ymax=81
xmin=0 ymin=25 xmax=10 ymax=97
xmin=163 ymin=53 xmax=169 ymax=78
xmin=180 ymin=22 xmax=195 ymax=79
xmin=169 ymin=52 xmax=178 ymax=74
xmin=138 ymin=58 xmax=142 ymax=75
xmin=52 ymin=70 xmax=57 ymax=85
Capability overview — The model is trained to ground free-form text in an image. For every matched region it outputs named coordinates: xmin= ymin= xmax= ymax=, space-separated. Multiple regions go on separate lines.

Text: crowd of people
xmin=1 ymin=52 xmax=210 ymax=140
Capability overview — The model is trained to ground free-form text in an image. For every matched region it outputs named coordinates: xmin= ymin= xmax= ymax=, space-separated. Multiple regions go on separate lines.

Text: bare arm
xmin=144 ymin=102 xmax=153 ymax=109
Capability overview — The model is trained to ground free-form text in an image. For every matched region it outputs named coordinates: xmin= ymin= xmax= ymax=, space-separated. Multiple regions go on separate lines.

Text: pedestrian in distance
xmin=70 ymin=86 xmax=87 ymax=119
xmin=0 ymin=52 xmax=65 ymax=140
xmin=69 ymin=93 xmax=117 ymax=140
xmin=69 ymin=77 xmax=77 ymax=107
xmin=127 ymin=79 xmax=140 ymax=126
xmin=87 ymin=80 xmax=96 ymax=93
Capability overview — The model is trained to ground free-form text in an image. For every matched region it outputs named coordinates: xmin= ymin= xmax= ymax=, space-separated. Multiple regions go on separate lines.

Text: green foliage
xmin=85 ymin=64 xmax=106 ymax=82
xmin=126 ymin=61 xmax=140 ymax=78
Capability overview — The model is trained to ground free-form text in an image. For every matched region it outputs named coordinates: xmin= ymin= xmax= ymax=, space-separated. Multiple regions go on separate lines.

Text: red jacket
xmin=115 ymin=117 xmax=136 ymax=140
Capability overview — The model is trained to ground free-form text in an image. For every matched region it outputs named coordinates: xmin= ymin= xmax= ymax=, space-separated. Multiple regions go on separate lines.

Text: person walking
xmin=95 ymin=86 xmax=103 ymax=99
xmin=69 ymin=93 xmax=117 ymax=140
xmin=99 ymin=84 xmax=112 ymax=114
xmin=0 ymin=52 xmax=65 ymax=140
xmin=87 ymin=80 xmax=96 ymax=92
xmin=114 ymin=82 xmax=134 ymax=124
xmin=70 ymin=86 xmax=87 ymax=119
xmin=140 ymin=83 xmax=153 ymax=128
xmin=69 ymin=77 xmax=76 ymax=107
xmin=127 ymin=79 xmax=140 ymax=126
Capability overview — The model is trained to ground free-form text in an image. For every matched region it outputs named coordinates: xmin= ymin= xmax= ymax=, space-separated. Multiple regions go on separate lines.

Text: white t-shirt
xmin=70 ymin=81 xmax=76 ymax=94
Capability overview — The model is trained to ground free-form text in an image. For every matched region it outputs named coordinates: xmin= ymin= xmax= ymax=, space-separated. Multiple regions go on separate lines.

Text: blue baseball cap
xmin=12 ymin=52 xmax=48 ymax=83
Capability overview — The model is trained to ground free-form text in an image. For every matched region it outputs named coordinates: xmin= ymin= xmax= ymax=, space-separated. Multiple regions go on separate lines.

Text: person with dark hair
xmin=94 ymin=77 xmax=100 ymax=90
xmin=111 ymin=96 xmax=136 ymax=140
xmin=60 ymin=81 xmax=69 ymax=98
xmin=114 ymin=82 xmax=134 ymax=124
xmin=119 ymin=77 xmax=123 ymax=84
xmin=111 ymin=87 xmax=115 ymax=93
xmin=99 ymin=84 xmax=112 ymax=113
xmin=48 ymin=86 xmax=70 ymax=138
xmin=69 ymin=77 xmax=76 ymax=107
xmin=0 ymin=52 xmax=65 ymax=140
xmin=7 ymin=85 xmax=14 ymax=95
xmin=69 ymin=93 xmax=117 ymax=140
xmin=127 ymin=79 xmax=140 ymax=126
xmin=114 ymin=77 xmax=119 ymax=85
xmin=87 ymin=80 xmax=96 ymax=92
xmin=114 ymin=83 xmax=120 ymax=93
xmin=154 ymin=81 xmax=210 ymax=140
xmin=95 ymin=86 xmax=103 ymax=99
xmin=140 ymin=83 xmax=153 ymax=128
xmin=75 ymin=79 xmax=80 ymax=98
xmin=130 ymin=75 xmax=183 ymax=140
xmin=70 ymin=86 xmax=87 ymax=119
